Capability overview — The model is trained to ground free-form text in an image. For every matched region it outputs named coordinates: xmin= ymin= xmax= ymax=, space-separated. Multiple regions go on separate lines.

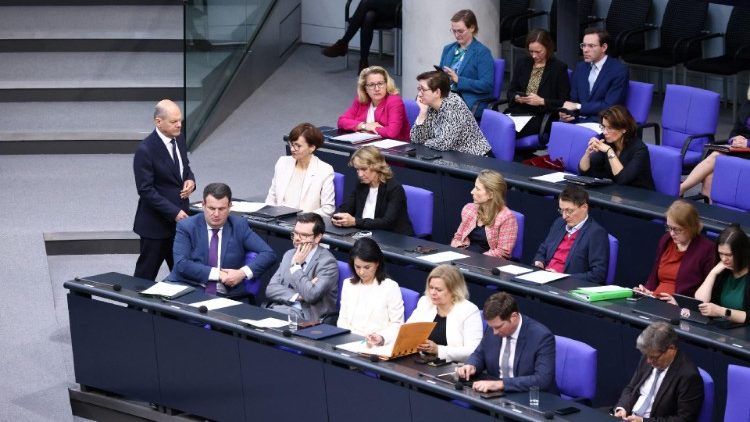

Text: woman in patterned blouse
xmin=451 ymin=169 xmax=518 ymax=259
xmin=410 ymin=70 xmax=492 ymax=156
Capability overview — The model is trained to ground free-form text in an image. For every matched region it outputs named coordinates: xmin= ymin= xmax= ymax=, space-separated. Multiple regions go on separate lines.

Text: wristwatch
xmin=607 ymin=149 xmax=616 ymax=159
xmin=725 ymin=308 xmax=732 ymax=319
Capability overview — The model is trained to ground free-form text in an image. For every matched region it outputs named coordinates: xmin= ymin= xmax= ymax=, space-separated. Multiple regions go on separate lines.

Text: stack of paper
xmin=239 ymin=318 xmax=289 ymax=328
xmin=139 ymin=282 xmax=193 ymax=299
xmin=416 ymin=251 xmax=469 ymax=264
xmin=331 ymin=132 xmax=381 ymax=144
xmin=189 ymin=297 xmax=242 ymax=310
xmin=516 ymin=270 xmax=569 ymax=284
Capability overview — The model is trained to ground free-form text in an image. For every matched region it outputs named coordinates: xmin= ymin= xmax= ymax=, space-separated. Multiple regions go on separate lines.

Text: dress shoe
xmin=358 ymin=58 xmax=369 ymax=73
xmin=322 ymin=40 xmax=348 ymax=57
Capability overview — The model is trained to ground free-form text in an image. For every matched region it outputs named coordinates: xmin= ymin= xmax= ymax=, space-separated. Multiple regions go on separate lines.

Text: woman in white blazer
xmin=401 ymin=264 xmax=483 ymax=362
xmin=338 ymin=238 xmax=404 ymax=342
xmin=266 ymin=123 xmax=335 ymax=217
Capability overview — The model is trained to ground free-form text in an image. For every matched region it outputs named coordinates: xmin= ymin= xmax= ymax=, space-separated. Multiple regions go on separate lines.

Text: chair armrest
xmin=488 ymin=99 xmax=509 ymax=112
xmin=734 ymin=44 xmax=750 ymax=60
xmin=680 ymin=133 xmax=716 ymax=160
xmin=510 ymin=9 xmax=546 ymax=32
xmin=616 ymin=24 xmax=656 ymax=54
xmin=345 ymin=0 xmax=353 ymax=21
xmin=471 ymin=97 xmax=503 ymax=115
xmin=639 ymin=122 xmax=661 ymax=145
xmin=674 ymin=31 xmax=716 ymax=62
xmin=319 ymin=311 xmax=339 ymax=326
xmin=394 ymin=1 xmax=402 ymax=27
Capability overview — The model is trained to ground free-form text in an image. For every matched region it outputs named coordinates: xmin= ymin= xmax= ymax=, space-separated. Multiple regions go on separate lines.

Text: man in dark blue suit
xmin=560 ymin=28 xmax=629 ymax=123
xmin=457 ymin=292 xmax=556 ymax=393
xmin=133 ymin=100 xmax=196 ymax=280
xmin=533 ymin=185 xmax=609 ymax=284
xmin=169 ymin=183 xmax=276 ymax=297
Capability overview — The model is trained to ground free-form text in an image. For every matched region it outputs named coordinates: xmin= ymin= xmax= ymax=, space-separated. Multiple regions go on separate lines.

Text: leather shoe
xmin=322 ymin=40 xmax=348 ymax=57
xmin=358 ymin=58 xmax=369 ymax=73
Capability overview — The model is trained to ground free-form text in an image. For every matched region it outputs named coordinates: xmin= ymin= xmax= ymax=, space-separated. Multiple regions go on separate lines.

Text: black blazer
xmin=580 ymin=138 xmax=655 ymax=190
xmin=729 ymin=101 xmax=750 ymax=139
xmin=133 ymin=130 xmax=195 ymax=239
xmin=616 ymin=350 xmax=704 ymax=421
xmin=506 ymin=56 xmax=570 ymax=115
xmin=337 ymin=178 xmax=414 ymax=236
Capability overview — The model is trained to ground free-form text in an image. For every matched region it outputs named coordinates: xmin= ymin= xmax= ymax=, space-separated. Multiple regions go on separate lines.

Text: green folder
xmin=570 ymin=285 xmax=633 ymax=302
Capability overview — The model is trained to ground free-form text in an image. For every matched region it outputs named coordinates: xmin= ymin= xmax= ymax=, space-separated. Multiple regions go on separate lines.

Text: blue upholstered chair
xmin=711 ymin=155 xmax=750 ymax=211
xmin=480 ymin=109 xmax=516 ymax=161
xmin=646 ymin=144 xmax=681 ymax=196
xmin=724 ymin=364 xmax=750 ymax=422
xmin=242 ymin=252 xmax=262 ymax=296
xmin=403 ymin=98 xmax=419 ymax=128
xmin=510 ymin=210 xmax=525 ymax=261
xmin=697 ymin=367 xmax=714 ymax=422
xmin=403 ymin=184 xmax=433 ymax=238
xmin=547 ymin=122 xmax=595 ymax=174
xmin=335 ymin=260 xmax=352 ymax=309
xmin=333 ymin=172 xmax=345 ymax=209
xmin=606 ymin=234 xmax=618 ymax=285
xmin=400 ymin=287 xmax=419 ymax=320
xmin=478 ymin=58 xmax=506 ymax=114
xmin=555 ymin=335 xmax=597 ymax=403
xmin=626 ymin=80 xmax=654 ymax=126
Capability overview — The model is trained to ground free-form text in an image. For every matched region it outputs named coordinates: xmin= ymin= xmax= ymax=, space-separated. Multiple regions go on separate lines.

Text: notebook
xmin=322 ymin=217 xmax=360 ymax=236
xmin=632 ymin=296 xmax=681 ymax=324
xmin=293 ymin=324 xmax=351 ymax=340
xmin=563 ymin=174 xmax=613 ymax=186
xmin=248 ymin=205 xmax=300 ymax=220
xmin=335 ymin=321 xmax=436 ymax=360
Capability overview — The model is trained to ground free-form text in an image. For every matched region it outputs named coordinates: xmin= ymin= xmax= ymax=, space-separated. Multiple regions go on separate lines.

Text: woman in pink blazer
xmin=337 ymin=66 xmax=410 ymax=141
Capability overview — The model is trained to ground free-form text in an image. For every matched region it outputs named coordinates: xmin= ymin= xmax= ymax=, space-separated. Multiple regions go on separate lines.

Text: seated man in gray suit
xmin=265 ymin=212 xmax=339 ymax=321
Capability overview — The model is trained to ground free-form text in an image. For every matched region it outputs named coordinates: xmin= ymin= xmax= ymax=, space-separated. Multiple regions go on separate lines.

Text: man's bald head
xmin=154 ymin=99 xmax=182 ymax=138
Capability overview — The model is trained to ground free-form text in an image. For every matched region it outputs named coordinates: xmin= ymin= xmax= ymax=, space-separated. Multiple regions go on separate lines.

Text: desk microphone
xmin=491 ymin=267 xmax=501 ymax=276
xmin=113 ymin=284 xmax=122 ymax=291
xmin=369 ymin=354 xmax=380 ymax=363
xmin=451 ymin=261 xmax=489 ymax=273
xmin=454 ymin=381 xmax=464 ymax=390
xmin=198 ymin=305 xmax=208 ymax=313
xmin=282 ymin=329 xmax=293 ymax=337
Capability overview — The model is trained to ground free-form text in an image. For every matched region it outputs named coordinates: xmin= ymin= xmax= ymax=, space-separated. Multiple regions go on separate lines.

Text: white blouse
xmin=337 ymin=277 xmax=404 ymax=336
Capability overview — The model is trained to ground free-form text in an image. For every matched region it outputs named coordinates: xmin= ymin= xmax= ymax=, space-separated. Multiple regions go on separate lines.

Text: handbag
xmin=522 ymin=154 xmax=564 ymax=171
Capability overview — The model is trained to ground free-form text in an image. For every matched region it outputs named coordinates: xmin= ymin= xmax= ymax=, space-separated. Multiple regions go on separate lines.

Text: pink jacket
xmin=451 ymin=203 xmax=518 ymax=259
xmin=337 ymin=94 xmax=411 ymax=141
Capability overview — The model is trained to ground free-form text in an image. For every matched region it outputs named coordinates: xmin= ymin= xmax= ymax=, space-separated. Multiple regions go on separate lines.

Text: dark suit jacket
xmin=133 ymin=130 xmax=195 ymax=239
xmin=337 ymin=178 xmax=414 ymax=236
xmin=170 ymin=213 xmax=276 ymax=296
xmin=570 ymin=57 xmax=628 ymax=122
xmin=506 ymin=56 xmax=570 ymax=115
xmin=534 ymin=217 xmax=609 ymax=284
xmin=616 ymin=350 xmax=703 ymax=421
xmin=465 ymin=315 xmax=557 ymax=393
xmin=645 ymin=233 xmax=717 ymax=296
xmin=729 ymin=101 xmax=750 ymax=139
xmin=580 ymin=138 xmax=655 ymax=190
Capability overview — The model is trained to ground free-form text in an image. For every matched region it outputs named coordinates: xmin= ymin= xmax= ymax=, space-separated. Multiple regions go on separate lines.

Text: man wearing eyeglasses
xmin=169 ymin=183 xmax=276 ymax=299
xmin=560 ymin=28 xmax=628 ymax=123
xmin=613 ymin=322 xmax=703 ymax=421
xmin=533 ymin=185 xmax=609 ymax=284
xmin=265 ymin=212 xmax=339 ymax=321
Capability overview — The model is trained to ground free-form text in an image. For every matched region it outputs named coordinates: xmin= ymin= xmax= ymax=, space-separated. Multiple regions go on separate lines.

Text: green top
xmin=720 ymin=273 xmax=748 ymax=311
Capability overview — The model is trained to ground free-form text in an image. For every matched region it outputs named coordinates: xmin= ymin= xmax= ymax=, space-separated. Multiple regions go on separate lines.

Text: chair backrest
xmin=697 ymin=367 xmax=714 ymax=422
xmin=554 ymin=335 xmax=597 ymax=401
xmin=499 ymin=0 xmax=531 ymax=41
xmin=724 ymin=364 xmax=750 ymax=422
xmin=336 ymin=260 xmax=352 ymax=309
xmin=626 ymin=81 xmax=654 ymax=125
xmin=725 ymin=6 xmax=750 ymax=55
xmin=606 ymin=234 xmax=618 ymax=285
xmin=646 ymin=144 xmax=681 ymax=196
xmin=243 ymin=252 xmax=261 ymax=295
xmin=711 ymin=155 xmax=750 ymax=211
xmin=403 ymin=98 xmax=419 ymax=128
xmin=480 ymin=109 xmax=516 ymax=161
xmin=659 ymin=0 xmax=707 ymax=54
xmin=333 ymin=172 xmax=345 ymax=208
xmin=491 ymin=58 xmax=505 ymax=101
xmin=403 ymin=184 xmax=434 ymax=238
xmin=548 ymin=122 xmax=595 ymax=174
xmin=661 ymin=84 xmax=719 ymax=155
xmin=400 ymin=287 xmax=420 ymax=320
xmin=604 ymin=0 xmax=651 ymax=57
xmin=510 ymin=210 xmax=525 ymax=261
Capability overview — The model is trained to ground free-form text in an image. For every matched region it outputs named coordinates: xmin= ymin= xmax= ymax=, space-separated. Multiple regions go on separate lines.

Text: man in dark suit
xmin=169 ymin=183 xmax=276 ymax=297
xmin=560 ymin=28 xmax=628 ymax=123
xmin=265 ymin=212 xmax=338 ymax=321
xmin=614 ymin=322 xmax=704 ymax=421
xmin=534 ymin=185 xmax=609 ymax=284
xmin=456 ymin=292 xmax=556 ymax=393
xmin=133 ymin=99 xmax=196 ymax=280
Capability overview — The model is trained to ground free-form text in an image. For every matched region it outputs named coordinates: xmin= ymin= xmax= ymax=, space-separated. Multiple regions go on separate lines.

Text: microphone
xmin=113 ymin=284 xmax=122 ymax=291
xmin=544 ymin=411 xmax=554 ymax=419
xmin=282 ymin=329 xmax=293 ymax=337
xmin=369 ymin=354 xmax=380 ymax=363
xmin=491 ymin=267 xmax=501 ymax=276
xmin=198 ymin=305 xmax=208 ymax=313
xmin=454 ymin=381 xmax=464 ymax=390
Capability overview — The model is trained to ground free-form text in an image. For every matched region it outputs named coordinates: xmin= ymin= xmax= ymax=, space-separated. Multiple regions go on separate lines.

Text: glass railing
xmin=184 ymin=0 xmax=275 ymax=147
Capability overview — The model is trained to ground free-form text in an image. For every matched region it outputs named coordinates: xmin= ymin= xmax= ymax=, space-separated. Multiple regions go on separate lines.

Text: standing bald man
xmin=133 ymin=100 xmax=196 ymax=280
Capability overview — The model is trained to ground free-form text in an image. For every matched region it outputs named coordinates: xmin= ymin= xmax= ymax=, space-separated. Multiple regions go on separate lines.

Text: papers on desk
xmin=193 ymin=201 xmax=266 ymax=214
xmin=335 ymin=322 xmax=436 ymax=360
xmin=531 ymin=172 xmax=572 ymax=184
xmin=496 ymin=264 xmax=534 ymax=276
xmin=368 ymin=139 xmax=410 ymax=149
xmin=576 ymin=122 xmax=602 ymax=134
xmin=331 ymin=132 xmax=381 ymax=144
xmin=417 ymin=251 xmax=469 ymax=263
xmin=189 ymin=297 xmax=242 ymax=310
xmin=515 ymin=270 xmax=569 ymax=284
xmin=239 ymin=317 xmax=289 ymax=328
xmin=139 ymin=281 xmax=194 ymax=299
xmin=506 ymin=114 xmax=534 ymax=131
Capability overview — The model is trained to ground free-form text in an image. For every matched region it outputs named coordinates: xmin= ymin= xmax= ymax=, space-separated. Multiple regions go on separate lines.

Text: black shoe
xmin=358 ymin=58 xmax=369 ymax=73
xmin=322 ymin=40 xmax=348 ymax=57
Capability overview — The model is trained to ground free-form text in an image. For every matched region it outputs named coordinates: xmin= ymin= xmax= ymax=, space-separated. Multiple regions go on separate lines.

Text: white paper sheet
xmin=516 ymin=270 xmax=569 ymax=284
xmin=140 ymin=281 xmax=191 ymax=297
xmin=331 ymin=132 xmax=381 ymax=143
xmin=189 ymin=297 xmax=242 ymax=310
xmin=335 ymin=340 xmax=395 ymax=356
xmin=507 ymin=114 xmax=534 ymax=131
xmin=239 ymin=317 xmax=289 ymax=328
xmin=416 ymin=251 xmax=469 ymax=263
xmin=368 ymin=139 xmax=410 ymax=149
xmin=496 ymin=264 xmax=534 ymax=275
xmin=531 ymin=172 xmax=572 ymax=184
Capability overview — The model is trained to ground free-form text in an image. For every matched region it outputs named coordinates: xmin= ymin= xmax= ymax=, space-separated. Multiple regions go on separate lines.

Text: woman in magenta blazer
xmin=337 ymin=66 xmax=410 ymax=141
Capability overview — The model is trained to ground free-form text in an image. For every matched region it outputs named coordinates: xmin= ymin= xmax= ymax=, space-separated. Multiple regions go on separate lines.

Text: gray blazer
xmin=265 ymin=246 xmax=338 ymax=321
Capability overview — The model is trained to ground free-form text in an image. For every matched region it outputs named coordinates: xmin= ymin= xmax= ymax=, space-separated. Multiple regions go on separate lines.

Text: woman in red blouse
xmin=451 ymin=169 xmax=518 ymax=259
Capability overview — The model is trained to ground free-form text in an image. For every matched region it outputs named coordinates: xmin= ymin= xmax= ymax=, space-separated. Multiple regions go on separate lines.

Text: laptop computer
xmin=293 ymin=324 xmax=350 ymax=340
xmin=248 ymin=205 xmax=300 ymax=220
xmin=672 ymin=294 xmax=711 ymax=324
xmin=632 ymin=296 xmax=681 ymax=324
xmin=322 ymin=217 xmax=360 ymax=236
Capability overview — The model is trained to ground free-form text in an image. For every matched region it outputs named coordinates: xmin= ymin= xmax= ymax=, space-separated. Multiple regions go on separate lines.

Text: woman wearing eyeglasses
xmin=634 ymin=200 xmax=716 ymax=298
xmin=337 ymin=66 xmax=410 ymax=141
xmin=265 ymin=123 xmax=335 ymax=217
xmin=438 ymin=9 xmax=494 ymax=120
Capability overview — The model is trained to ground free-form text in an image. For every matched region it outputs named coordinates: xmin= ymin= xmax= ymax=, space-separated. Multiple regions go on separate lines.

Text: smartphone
xmin=626 ymin=295 xmax=644 ymax=302
xmin=433 ymin=65 xmax=443 ymax=72
xmin=427 ymin=359 xmax=450 ymax=367
xmin=421 ymin=153 xmax=442 ymax=161
xmin=554 ymin=406 xmax=581 ymax=416
xmin=515 ymin=91 xmax=528 ymax=97
xmin=479 ymin=391 xmax=505 ymax=399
